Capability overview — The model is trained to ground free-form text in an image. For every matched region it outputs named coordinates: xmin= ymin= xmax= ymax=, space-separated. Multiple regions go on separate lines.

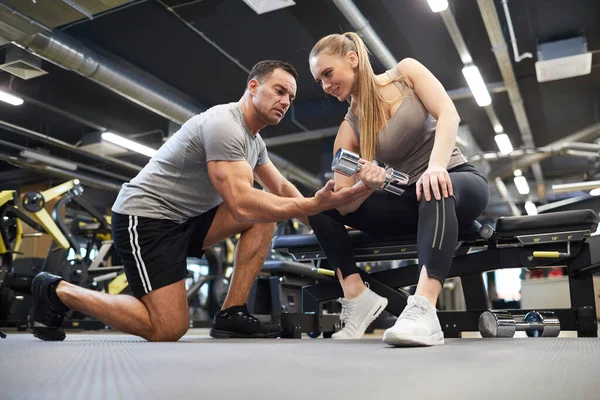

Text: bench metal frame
xmin=275 ymin=229 xmax=600 ymax=339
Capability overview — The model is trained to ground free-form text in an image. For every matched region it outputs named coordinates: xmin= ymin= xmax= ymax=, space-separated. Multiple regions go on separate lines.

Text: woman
xmin=308 ymin=32 xmax=489 ymax=346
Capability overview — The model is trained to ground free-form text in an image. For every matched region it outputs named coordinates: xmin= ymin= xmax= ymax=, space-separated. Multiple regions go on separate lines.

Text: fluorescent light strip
xmin=514 ymin=176 xmax=530 ymax=195
xmin=524 ymin=201 xmax=538 ymax=215
xmin=495 ymin=134 xmax=514 ymax=155
xmin=426 ymin=0 xmax=448 ymax=12
xmin=0 ymin=90 xmax=24 ymax=106
xmin=462 ymin=65 xmax=492 ymax=107
xmin=101 ymin=132 xmax=157 ymax=158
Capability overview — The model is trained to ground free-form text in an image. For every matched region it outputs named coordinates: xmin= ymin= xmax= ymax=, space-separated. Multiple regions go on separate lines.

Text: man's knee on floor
xmin=146 ymin=321 xmax=189 ymax=342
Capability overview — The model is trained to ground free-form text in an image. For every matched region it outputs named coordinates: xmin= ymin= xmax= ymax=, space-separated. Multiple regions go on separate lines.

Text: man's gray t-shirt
xmin=112 ymin=102 xmax=270 ymax=220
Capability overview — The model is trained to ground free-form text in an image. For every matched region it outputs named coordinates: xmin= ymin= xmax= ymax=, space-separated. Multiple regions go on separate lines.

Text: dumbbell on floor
xmin=479 ymin=310 xmax=561 ymax=338
xmin=331 ymin=148 xmax=409 ymax=196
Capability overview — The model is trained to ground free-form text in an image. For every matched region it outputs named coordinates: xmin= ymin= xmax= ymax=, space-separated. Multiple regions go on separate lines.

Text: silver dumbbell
xmin=331 ymin=148 xmax=409 ymax=196
xmin=479 ymin=310 xmax=561 ymax=338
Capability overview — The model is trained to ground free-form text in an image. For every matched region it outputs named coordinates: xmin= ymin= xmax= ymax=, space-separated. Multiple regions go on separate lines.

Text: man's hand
xmin=314 ymin=180 xmax=371 ymax=211
xmin=357 ymin=159 xmax=387 ymax=190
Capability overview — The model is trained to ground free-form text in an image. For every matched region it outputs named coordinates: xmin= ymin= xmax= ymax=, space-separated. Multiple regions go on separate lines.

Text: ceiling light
xmin=101 ymin=132 xmax=157 ymax=158
xmin=0 ymin=89 xmax=24 ymax=106
xmin=524 ymin=201 xmax=538 ymax=215
xmin=495 ymin=134 xmax=514 ymax=155
xmin=426 ymin=0 xmax=448 ymax=12
xmin=462 ymin=65 xmax=491 ymax=107
xmin=514 ymin=176 xmax=530 ymax=195
xmin=590 ymin=188 xmax=600 ymax=196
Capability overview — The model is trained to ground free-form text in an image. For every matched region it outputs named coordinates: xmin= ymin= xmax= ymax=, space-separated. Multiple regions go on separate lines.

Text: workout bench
xmin=272 ymin=209 xmax=600 ymax=338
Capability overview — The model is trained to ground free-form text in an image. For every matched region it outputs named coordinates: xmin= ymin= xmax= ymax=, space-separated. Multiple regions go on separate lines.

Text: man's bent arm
xmin=209 ymin=160 xmax=323 ymax=224
xmin=254 ymin=161 xmax=310 ymax=226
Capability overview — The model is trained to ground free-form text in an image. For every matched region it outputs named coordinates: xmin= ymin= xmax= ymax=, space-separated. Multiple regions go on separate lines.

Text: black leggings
xmin=308 ymin=164 xmax=490 ymax=284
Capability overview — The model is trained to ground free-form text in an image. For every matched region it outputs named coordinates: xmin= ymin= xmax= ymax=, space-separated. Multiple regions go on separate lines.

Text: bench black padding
xmin=273 ymin=221 xmax=484 ymax=251
xmin=495 ymin=209 xmax=599 ymax=237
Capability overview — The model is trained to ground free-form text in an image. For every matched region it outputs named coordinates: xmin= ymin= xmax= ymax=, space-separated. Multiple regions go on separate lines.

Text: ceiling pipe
xmin=500 ymin=0 xmax=533 ymax=63
xmin=469 ymin=140 xmax=600 ymax=163
xmin=0 ymin=152 xmax=122 ymax=192
xmin=1 ymin=6 xmax=321 ymax=188
xmin=559 ymin=142 xmax=600 ymax=152
xmin=0 ymin=119 xmax=142 ymax=173
xmin=490 ymin=123 xmax=600 ymax=179
xmin=476 ymin=0 xmax=545 ymax=195
xmin=332 ymin=0 xmax=397 ymax=69
xmin=15 ymin=31 xmax=204 ymax=125
xmin=552 ymin=180 xmax=600 ymax=194
xmin=0 ymin=137 xmax=132 ymax=182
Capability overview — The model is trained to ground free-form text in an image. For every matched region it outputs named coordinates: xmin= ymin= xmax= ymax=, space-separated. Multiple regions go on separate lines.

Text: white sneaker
xmin=382 ymin=295 xmax=444 ymax=347
xmin=331 ymin=285 xmax=388 ymax=339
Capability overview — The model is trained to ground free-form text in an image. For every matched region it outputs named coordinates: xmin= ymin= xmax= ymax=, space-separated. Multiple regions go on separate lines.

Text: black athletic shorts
xmin=111 ymin=207 xmax=219 ymax=299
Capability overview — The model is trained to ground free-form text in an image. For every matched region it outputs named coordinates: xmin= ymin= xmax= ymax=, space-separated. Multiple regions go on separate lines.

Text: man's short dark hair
xmin=247 ymin=60 xmax=298 ymax=84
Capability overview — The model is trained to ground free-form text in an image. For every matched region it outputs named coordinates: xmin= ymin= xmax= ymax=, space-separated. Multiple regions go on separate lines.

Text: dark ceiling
xmin=0 ymin=0 xmax=599 ymax=217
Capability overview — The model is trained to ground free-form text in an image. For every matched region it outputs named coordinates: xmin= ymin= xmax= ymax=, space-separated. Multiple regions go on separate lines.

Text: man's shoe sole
xmin=30 ymin=273 xmax=66 ymax=342
xmin=209 ymin=328 xmax=282 ymax=339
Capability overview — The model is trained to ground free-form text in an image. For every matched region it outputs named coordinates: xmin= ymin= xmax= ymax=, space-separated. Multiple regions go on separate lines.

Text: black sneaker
xmin=210 ymin=304 xmax=283 ymax=338
xmin=30 ymin=272 xmax=69 ymax=341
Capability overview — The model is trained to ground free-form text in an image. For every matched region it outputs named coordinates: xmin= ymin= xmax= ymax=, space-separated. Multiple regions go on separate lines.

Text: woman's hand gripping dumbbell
xmin=331 ymin=148 xmax=409 ymax=196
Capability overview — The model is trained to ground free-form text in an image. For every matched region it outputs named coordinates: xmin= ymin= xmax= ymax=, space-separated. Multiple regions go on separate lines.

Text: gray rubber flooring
xmin=1 ymin=331 xmax=599 ymax=400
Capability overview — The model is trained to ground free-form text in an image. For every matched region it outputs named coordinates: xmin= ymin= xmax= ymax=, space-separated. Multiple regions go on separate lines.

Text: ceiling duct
xmin=535 ymin=36 xmax=593 ymax=83
xmin=0 ymin=2 xmax=323 ymax=189
xmin=16 ymin=30 xmax=204 ymax=125
xmin=0 ymin=45 xmax=48 ymax=80
xmin=0 ymin=0 xmax=136 ymax=28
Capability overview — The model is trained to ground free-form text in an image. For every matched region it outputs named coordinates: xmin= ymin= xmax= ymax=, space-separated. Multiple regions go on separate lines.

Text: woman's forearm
xmin=428 ymin=111 xmax=461 ymax=168
xmin=337 ymin=189 xmax=373 ymax=215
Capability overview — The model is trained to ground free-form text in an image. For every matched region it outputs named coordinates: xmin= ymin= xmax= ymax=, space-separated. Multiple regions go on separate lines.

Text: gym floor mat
xmin=1 ymin=332 xmax=599 ymax=400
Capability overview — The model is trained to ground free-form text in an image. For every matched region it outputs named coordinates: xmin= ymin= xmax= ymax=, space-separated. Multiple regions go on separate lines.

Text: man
xmin=30 ymin=60 xmax=370 ymax=342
